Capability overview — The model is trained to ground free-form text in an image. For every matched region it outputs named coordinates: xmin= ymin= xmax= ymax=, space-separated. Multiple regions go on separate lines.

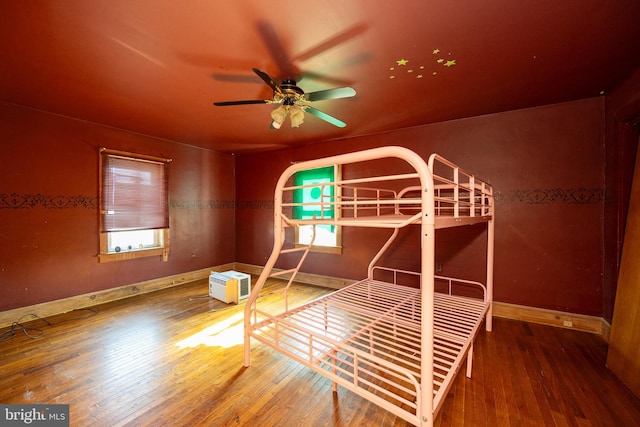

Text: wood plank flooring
xmin=1 ymin=278 xmax=639 ymax=426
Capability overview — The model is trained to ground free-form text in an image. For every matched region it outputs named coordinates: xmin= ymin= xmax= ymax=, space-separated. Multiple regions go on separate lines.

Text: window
xmin=99 ymin=148 xmax=171 ymax=262
xmin=292 ymin=165 xmax=341 ymax=254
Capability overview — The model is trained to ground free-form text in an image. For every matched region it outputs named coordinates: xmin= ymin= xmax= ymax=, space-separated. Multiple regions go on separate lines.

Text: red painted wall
xmin=0 ymin=103 xmax=235 ymax=311
xmin=236 ymin=97 xmax=605 ymax=316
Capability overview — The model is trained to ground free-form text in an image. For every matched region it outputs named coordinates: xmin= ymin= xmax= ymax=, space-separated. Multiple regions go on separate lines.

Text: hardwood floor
xmin=1 ymin=278 xmax=639 ymax=426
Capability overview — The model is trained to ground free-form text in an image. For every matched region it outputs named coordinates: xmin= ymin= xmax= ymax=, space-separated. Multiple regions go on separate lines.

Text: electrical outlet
xmin=191 ymin=250 xmax=197 ymax=258
xmin=563 ymin=320 xmax=573 ymax=328
xmin=436 ymin=263 xmax=443 ymax=272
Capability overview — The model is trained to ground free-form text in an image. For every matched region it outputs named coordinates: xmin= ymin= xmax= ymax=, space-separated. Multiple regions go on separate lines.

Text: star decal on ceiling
xmin=387 ymin=50 xmax=458 ymax=80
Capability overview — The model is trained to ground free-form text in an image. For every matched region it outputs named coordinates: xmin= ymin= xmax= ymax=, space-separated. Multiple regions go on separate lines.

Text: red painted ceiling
xmin=1 ymin=1 xmax=639 ymax=153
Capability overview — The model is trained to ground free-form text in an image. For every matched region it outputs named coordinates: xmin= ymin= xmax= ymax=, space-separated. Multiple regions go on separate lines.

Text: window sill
xmin=98 ymin=247 xmax=169 ymax=263
xmin=295 ymin=244 xmax=342 ymax=255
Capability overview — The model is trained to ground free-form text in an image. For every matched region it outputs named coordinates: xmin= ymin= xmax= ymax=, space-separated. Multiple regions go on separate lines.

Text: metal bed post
xmin=486 ymin=207 xmax=495 ymax=332
xmin=420 ymin=217 xmax=436 ymax=426
xmin=412 ymin=151 xmax=436 ymax=427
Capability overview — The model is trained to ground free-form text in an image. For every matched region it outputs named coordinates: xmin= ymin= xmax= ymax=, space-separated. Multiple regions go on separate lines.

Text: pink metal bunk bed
xmin=243 ymin=146 xmax=494 ymax=426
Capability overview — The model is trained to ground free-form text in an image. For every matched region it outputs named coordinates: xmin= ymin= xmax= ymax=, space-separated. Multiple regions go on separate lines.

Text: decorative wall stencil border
xmin=0 ymin=193 xmax=98 ymax=209
xmin=3 ymin=190 xmax=603 ymax=209
xmin=170 ymin=199 xmax=235 ymax=209
xmin=494 ymin=188 xmax=605 ymax=205
xmin=236 ymin=199 xmax=274 ymax=209
xmin=169 ymin=199 xmax=274 ymax=209
xmin=0 ymin=195 xmax=275 ymax=210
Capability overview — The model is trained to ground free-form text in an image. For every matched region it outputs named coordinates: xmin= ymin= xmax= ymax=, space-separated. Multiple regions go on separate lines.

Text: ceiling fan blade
xmin=252 ymin=68 xmax=282 ymax=95
xmin=256 ymin=21 xmax=300 ymax=79
xmin=213 ymin=100 xmax=269 ymax=106
xmin=296 ymin=70 xmax=353 ymax=87
xmin=305 ymin=107 xmax=347 ymax=128
xmin=304 ymin=87 xmax=356 ymax=102
xmin=211 ymin=73 xmax=262 ymax=84
xmin=292 ymin=23 xmax=368 ymax=63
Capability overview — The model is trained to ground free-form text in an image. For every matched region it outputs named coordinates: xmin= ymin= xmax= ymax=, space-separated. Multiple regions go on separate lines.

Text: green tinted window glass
xmin=293 ymin=166 xmax=334 ymax=220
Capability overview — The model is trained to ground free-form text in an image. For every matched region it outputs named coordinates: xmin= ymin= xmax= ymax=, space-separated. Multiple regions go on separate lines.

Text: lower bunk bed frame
xmin=244 ymin=146 xmax=494 ymax=426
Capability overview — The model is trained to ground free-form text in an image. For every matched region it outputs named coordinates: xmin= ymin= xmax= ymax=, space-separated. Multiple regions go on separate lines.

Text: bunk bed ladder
xmin=265 ymin=224 xmax=317 ymax=312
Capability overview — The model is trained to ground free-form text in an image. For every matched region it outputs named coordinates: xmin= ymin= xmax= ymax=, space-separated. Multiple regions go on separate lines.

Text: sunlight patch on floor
xmin=176 ymin=312 xmax=245 ymax=348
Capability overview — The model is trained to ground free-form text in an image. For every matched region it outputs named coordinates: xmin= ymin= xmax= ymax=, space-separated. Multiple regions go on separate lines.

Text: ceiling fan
xmin=213 ymin=68 xmax=356 ymax=129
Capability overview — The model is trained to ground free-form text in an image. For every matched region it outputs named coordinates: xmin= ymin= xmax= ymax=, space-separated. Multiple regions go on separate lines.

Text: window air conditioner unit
xmin=209 ymin=271 xmax=251 ymax=304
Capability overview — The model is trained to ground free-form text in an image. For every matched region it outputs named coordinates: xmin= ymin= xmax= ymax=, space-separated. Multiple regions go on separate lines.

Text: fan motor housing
xmin=280 ymin=79 xmax=304 ymax=95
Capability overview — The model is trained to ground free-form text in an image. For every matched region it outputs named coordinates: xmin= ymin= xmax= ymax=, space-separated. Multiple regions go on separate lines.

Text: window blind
xmin=101 ymin=154 xmax=169 ymax=232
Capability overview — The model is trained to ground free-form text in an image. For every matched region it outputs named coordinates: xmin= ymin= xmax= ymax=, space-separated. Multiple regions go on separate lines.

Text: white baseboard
xmin=493 ymin=301 xmax=611 ymax=340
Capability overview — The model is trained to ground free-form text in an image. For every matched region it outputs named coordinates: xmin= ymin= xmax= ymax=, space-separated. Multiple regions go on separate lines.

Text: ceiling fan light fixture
xmin=289 ymin=106 xmax=305 ymax=128
xmin=270 ymin=105 xmax=288 ymax=129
